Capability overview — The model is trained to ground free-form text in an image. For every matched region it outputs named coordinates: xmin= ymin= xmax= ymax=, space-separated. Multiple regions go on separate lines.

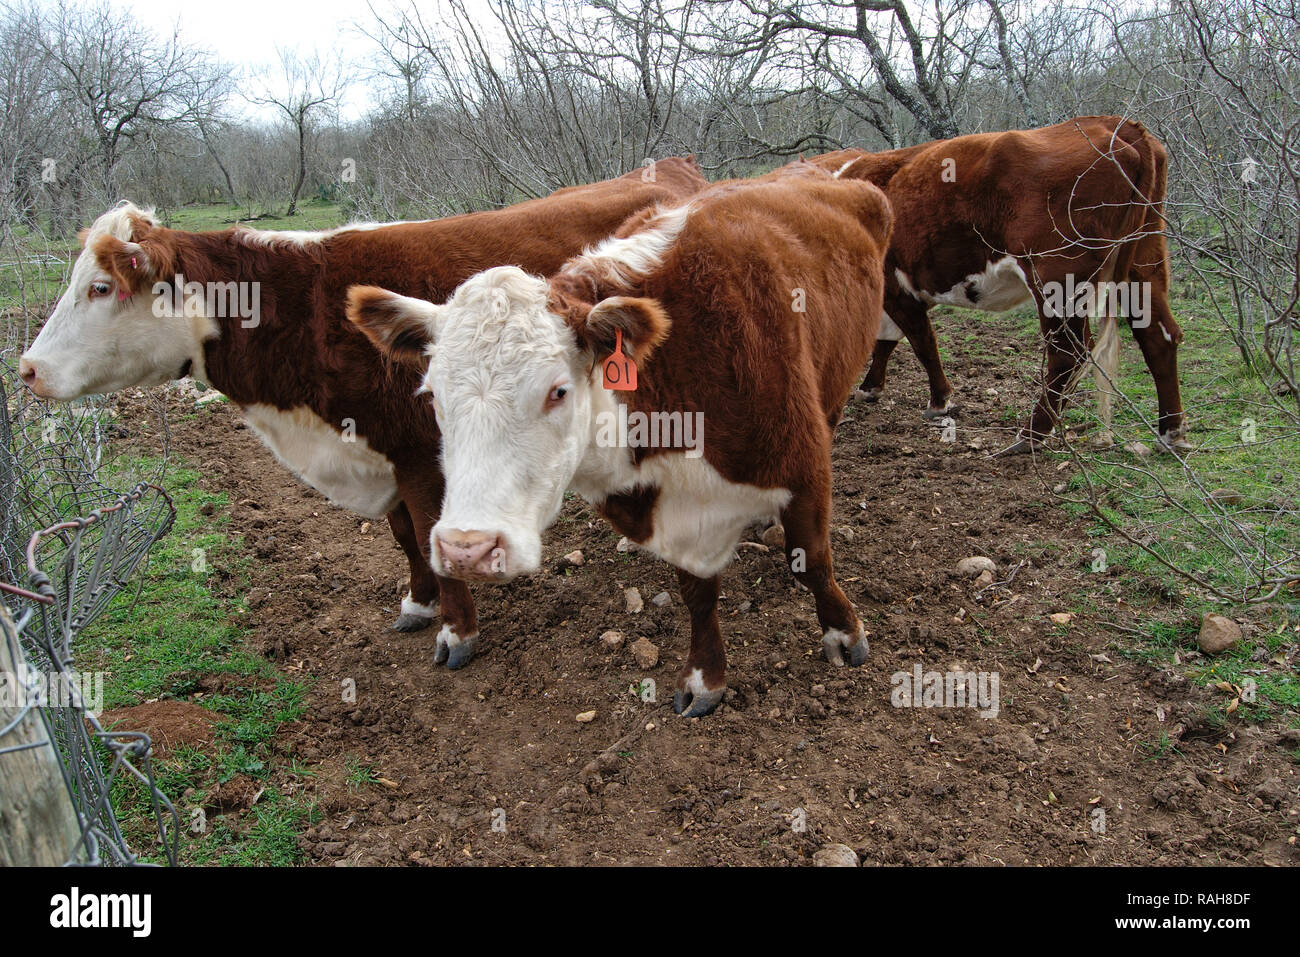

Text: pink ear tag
xmin=117 ymin=256 xmax=139 ymax=301
xmin=602 ymin=328 xmax=637 ymax=391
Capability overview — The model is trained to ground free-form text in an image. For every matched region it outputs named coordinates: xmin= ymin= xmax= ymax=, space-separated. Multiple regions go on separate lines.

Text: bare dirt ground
xmin=119 ymin=311 xmax=1299 ymax=865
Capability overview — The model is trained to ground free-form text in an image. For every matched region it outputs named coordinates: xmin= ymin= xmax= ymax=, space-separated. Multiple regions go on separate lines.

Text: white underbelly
xmin=634 ymin=456 xmax=791 ymax=578
xmin=242 ymin=403 xmax=400 ymax=518
xmin=897 ymin=255 xmax=1033 ymax=313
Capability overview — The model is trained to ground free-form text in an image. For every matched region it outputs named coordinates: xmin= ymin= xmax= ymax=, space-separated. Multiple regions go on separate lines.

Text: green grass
xmin=87 ymin=455 xmax=317 ymax=865
xmin=1028 ymin=280 xmax=1300 ymax=724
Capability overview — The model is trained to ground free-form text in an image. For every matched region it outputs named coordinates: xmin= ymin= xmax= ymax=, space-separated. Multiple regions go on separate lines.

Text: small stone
xmin=1049 ymin=612 xmax=1074 ymax=625
xmin=813 ymin=843 xmax=859 ymax=867
xmin=955 ymin=556 xmax=997 ymax=577
xmin=1197 ymin=612 xmax=1241 ymax=654
xmin=563 ymin=549 xmax=585 ymax=567
xmin=599 ymin=630 xmax=625 ymax=651
xmin=624 ymin=587 xmax=644 ymax=614
xmin=651 ymin=591 xmax=671 ymax=607
xmin=359 ymin=521 xmax=372 ymax=534
xmin=835 ymin=526 xmax=855 ymax=543
xmin=616 ymin=537 xmax=638 ymax=552
xmin=1124 ymin=441 xmax=1153 ymax=458
xmin=975 ymin=569 xmax=995 ymax=586
xmin=761 ymin=524 xmax=785 ymax=550
xmin=630 ymin=637 xmax=660 ymax=669
xmin=575 ymin=710 xmax=597 ymax=723
xmin=1209 ymin=488 xmax=1243 ymax=506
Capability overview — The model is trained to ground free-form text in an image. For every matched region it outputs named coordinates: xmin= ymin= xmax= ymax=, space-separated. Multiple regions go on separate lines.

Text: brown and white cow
xmin=18 ymin=158 xmax=707 ymax=667
xmin=809 ymin=116 xmax=1186 ymax=452
xmin=345 ymin=162 xmax=893 ymax=717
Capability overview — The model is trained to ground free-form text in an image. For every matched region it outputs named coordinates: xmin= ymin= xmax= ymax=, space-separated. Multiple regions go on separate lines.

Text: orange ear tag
xmin=602 ymin=328 xmax=638 ymax=391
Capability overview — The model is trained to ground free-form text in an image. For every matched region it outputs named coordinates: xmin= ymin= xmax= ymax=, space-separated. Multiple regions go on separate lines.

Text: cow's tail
xmin=1088 ymin=118 xmax=1163 ymax=440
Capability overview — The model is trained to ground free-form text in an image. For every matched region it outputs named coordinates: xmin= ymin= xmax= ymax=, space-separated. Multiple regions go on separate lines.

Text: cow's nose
xmin=436 ymin=529 xmax=507 ymax=578
xmin=18 ymin=356 xmax=39 ymax=389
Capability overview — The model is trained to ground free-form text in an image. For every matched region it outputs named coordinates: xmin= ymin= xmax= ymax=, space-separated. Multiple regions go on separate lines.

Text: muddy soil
xmin=112 ymin=311 xmax=1300 ymax=865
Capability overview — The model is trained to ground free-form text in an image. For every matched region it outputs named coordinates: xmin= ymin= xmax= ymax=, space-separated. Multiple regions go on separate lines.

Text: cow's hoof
xmin=673 ymin=686 xmax=725 ymax=718
xmin=673 ymin=668 xmax=725 ymax=717
xmin=991 ymin=437 xmax=1034 ymax=457
xmin=922 ymin=401 xmax=959 ymax=420
xmin=391 ymin=613 xmax=434 ymax=632
xmin=822 ymin=625 xmax=869 ymax=667
xmin=855 ymin=387 xmax=883 ymax=403
xmin=393 ymin=595 xmax=437 ymax=632
xmin=1158 ymin=432 xmax=1193 ymax=454
xmin=433 ymin=626 xmax=478 ymax=670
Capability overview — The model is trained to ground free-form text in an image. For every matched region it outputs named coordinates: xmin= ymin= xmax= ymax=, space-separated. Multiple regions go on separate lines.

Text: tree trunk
xmin=287 ymin=117 xmax=307 ymax=216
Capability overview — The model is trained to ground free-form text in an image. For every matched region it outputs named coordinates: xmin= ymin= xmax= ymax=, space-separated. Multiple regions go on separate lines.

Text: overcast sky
xmin=113 ymin=0 xmax=491 ymax=121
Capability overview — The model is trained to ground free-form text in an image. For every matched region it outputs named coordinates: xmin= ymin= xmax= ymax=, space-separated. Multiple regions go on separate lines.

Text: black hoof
xmin=434 ymin=628 xmax=478 ymax=669
xmin=673 ymin=686 xmax=725 ymax=718
xmin=823 ymin=626 xmax=869 ymax=667
xmin=848 ymin=635 xmax=870 ymax=667
xmin=990 ymin=437 xmax=1034 ymax=457
xmin=391 ymin=613 xmax=434 ymax=633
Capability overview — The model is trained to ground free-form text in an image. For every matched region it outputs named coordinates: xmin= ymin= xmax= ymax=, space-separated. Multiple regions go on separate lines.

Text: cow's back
xmin=611 ymin=171 xmax=892 ymax=485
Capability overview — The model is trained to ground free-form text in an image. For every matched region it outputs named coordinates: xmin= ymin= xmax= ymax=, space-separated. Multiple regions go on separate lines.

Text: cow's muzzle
xmin=434 ymin=528 xmax=510 ymax=581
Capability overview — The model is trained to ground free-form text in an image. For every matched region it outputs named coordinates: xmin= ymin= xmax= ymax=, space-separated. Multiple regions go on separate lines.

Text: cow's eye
xmin=88 ymin=280 xmax=112 ymax=300
xmin=546 ymin=384 xmax=569 ymax=410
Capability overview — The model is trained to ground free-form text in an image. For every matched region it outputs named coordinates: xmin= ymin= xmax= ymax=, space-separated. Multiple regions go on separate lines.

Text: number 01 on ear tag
xmin=602 ymin=328 xmax=637 ymax=390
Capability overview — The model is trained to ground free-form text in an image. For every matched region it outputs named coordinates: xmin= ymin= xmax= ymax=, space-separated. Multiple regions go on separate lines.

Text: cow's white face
xmin=427 ymin=267 xmax=591 ymax=580
xmin=19 ymin=204 xmax=212 ymax=400
xmin=347 ymin=266 xmax=669 ymax=582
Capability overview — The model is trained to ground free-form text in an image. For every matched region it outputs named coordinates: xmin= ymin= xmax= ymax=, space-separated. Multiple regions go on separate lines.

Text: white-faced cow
xmin=346 ymin=163 xmax=893 ymax=717
xmin=809 ymin=116 xmax=1185 ymax=452
xmin=19 ymin=158 xmax=708 ymax=667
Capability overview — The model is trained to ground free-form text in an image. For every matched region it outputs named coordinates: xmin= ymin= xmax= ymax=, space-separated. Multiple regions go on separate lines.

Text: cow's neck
xmin=171 ymin=230 xmax=335 ymax=408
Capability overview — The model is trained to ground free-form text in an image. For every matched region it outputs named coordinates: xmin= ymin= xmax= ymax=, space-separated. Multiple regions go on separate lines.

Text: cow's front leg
xmin=400 ymin=483 xmax=481 ymax=669
xmin=1002 ymin=314 xmax=1090 ymax=455
xmin=781 ymin=484 xmax=869 ymax=667
xmin=672 ymin=569 xmax=727 ymax=718
xmin=433 ymin=575 xmax=479 ymax=670
xmin=386 ymin=501 xmax=438 ymax=631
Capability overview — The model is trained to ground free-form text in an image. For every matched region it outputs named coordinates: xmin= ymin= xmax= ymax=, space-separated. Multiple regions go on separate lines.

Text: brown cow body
xmin=21 ymin=159 xmax=707 ymax=667
xmin=348 ymin=162 xmax=893 ymax=716
xmin=810 ymin=116 xmax=1185 ymax=450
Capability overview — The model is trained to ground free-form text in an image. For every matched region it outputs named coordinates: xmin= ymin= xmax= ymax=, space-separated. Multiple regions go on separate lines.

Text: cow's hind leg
xmin=781 ymin=484 xmax=868 ymax=667
xmin=1132 ymin=292 xmax=1188 ymax=451
xmin=672 ymin=570 xmax=727 ymax=718
xmin=387 ymin=501 xmax=438 ymax=632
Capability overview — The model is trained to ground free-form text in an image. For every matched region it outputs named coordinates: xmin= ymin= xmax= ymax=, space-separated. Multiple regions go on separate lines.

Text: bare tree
xmin=247 ymin=47 xmax=351 ymax=216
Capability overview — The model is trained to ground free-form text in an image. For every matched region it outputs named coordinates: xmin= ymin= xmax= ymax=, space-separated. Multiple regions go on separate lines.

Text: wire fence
xmin=1 ymin=343 xmax=179 ymax=865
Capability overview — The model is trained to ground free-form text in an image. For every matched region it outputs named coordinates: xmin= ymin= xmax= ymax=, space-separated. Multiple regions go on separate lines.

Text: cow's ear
xmin=92 ymin=230 xmax=175 ymax=298
xmin=346 ymin=285 xmax=441 ymax=368
xmin=577 ymin=296 xmax=671 ymax=364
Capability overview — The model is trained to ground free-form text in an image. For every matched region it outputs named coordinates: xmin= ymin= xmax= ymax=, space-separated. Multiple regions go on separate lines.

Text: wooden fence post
xmin=0 ymin=603 xmax=81 ymax=866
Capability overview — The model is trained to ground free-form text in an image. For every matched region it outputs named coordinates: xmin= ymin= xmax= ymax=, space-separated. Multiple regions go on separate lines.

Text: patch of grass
xmin=345 ymin=755 xmax=381 ymax=792
xmin=86 ymin=452 xmax=316 ymax=865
